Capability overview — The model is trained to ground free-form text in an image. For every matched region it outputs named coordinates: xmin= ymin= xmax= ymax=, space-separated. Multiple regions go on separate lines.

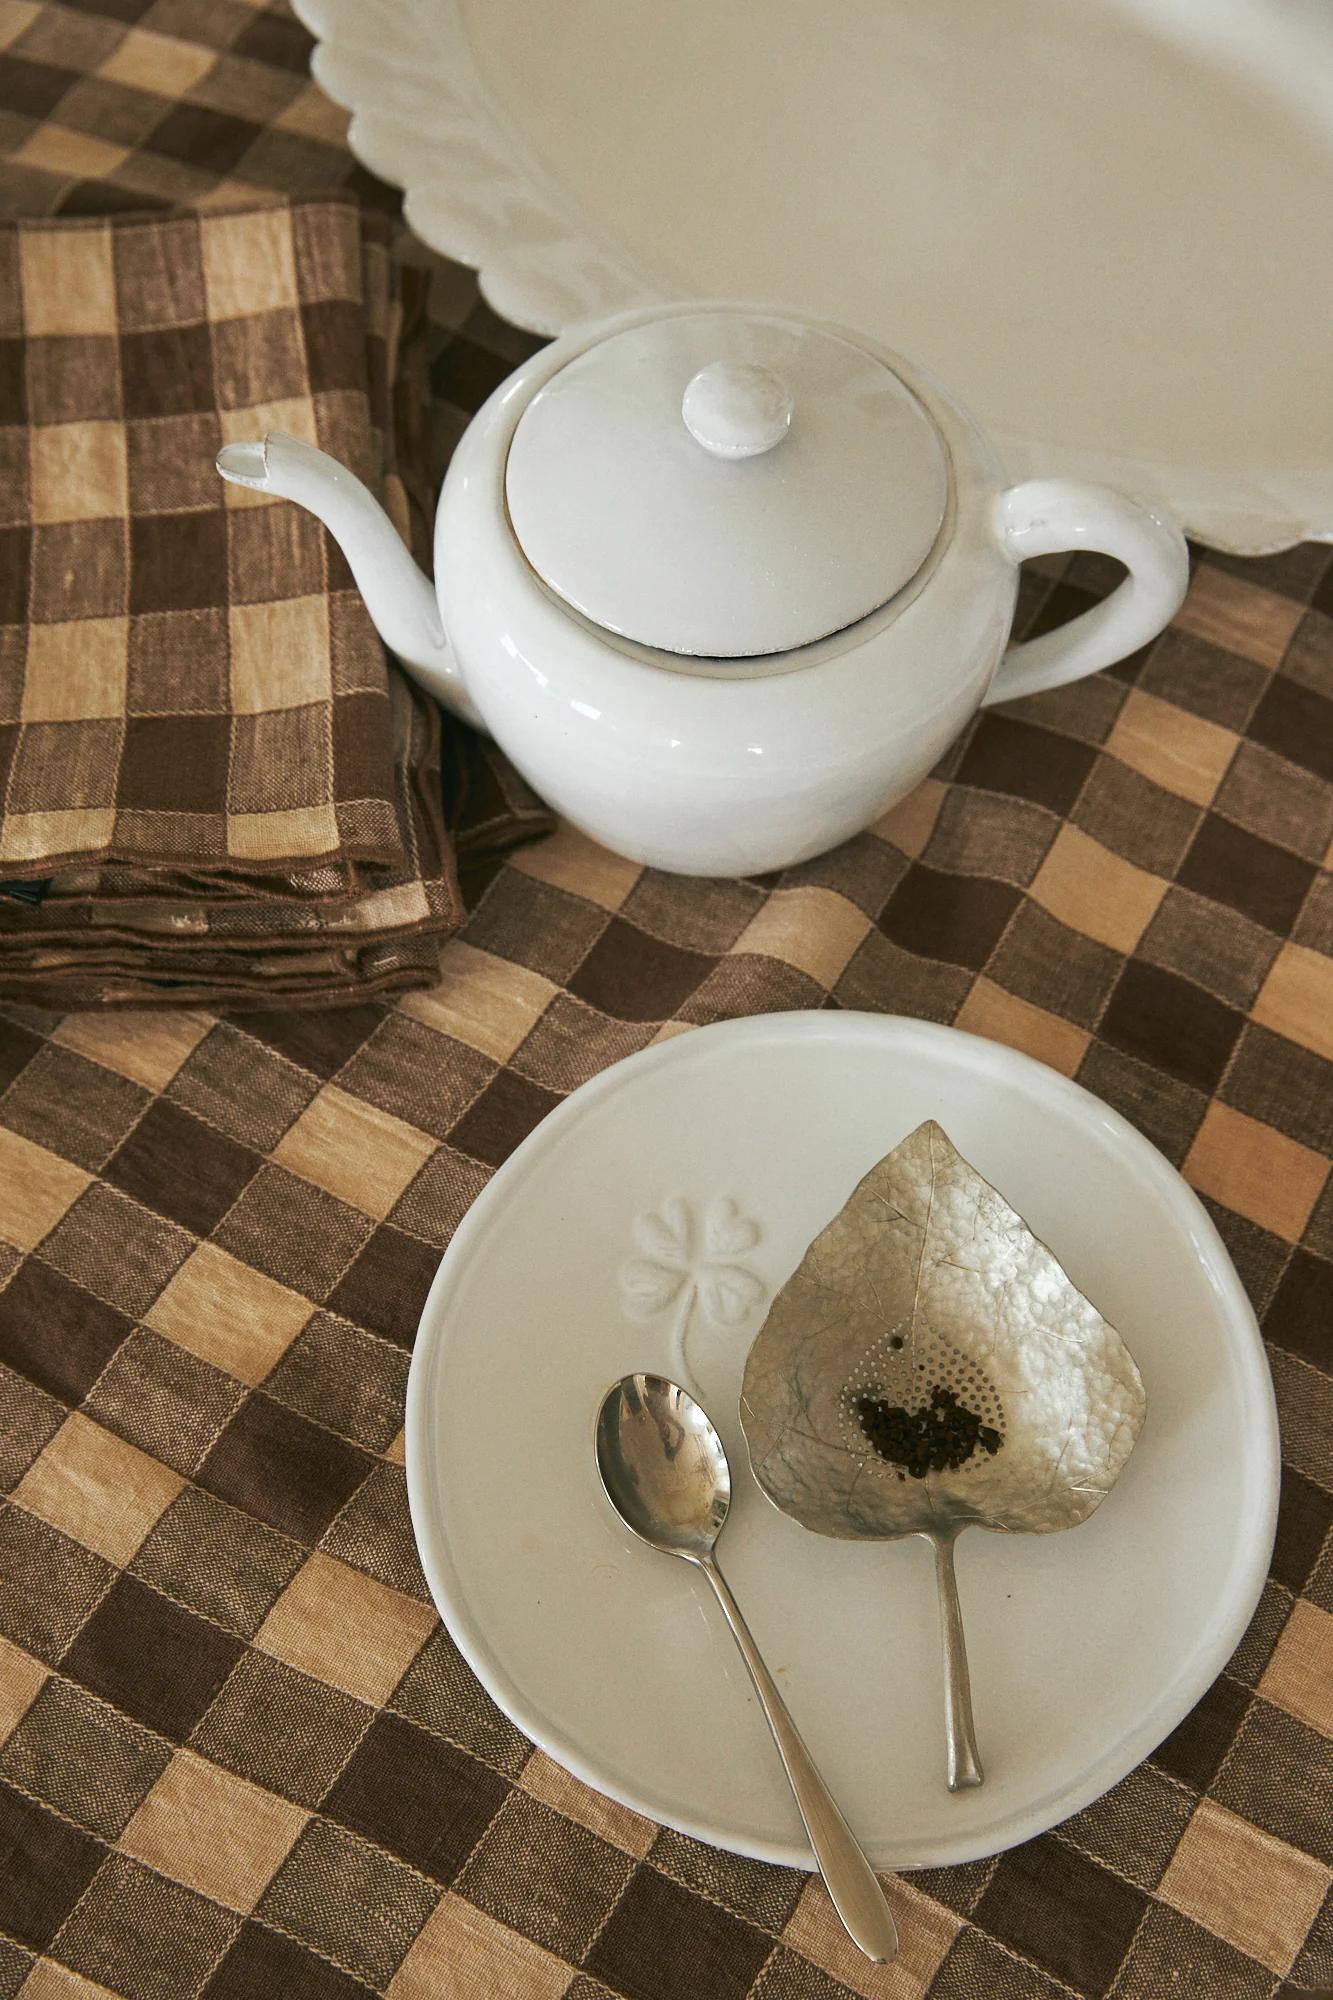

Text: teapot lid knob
xmin=682 ymin=361 xmax=793 ymax=459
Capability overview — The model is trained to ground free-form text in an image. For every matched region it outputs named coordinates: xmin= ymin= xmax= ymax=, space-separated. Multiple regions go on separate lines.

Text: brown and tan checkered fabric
xmin=0 ymin=186 xmax=545 ymax=1006
xmin=0 ymin=196 xmax=416 ymax=879
xmin=0 ymin=4 xmax=1329 ymax=1997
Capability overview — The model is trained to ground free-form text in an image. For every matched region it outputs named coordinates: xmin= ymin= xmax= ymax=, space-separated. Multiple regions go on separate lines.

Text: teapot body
xmin=436 ymin=306 xmax=1016 ymax=877
xmin=217 ymin=301 xmax=1187 ymax=879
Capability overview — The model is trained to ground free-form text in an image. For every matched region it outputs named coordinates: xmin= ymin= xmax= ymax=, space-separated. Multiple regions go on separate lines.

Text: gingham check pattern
xmin=0 ymin=4 xmax=1331 ymax=1997
xmin=0 ymin=183 xmax=547 ymax=1004
xmin=0 ymin=197 xmax=413 ymax=878
xmin=0 ymin=670 xmax=469 ymax=1008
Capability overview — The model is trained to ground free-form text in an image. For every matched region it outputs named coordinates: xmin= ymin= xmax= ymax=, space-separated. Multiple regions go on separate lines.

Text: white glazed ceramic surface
xmin=504 ymin=311 xmax=949 ymax=656
xmin=404 ymin=1013 xmax=1279 ymax=1872
xmin=217 ymin=305 xmax=1188 ymax=877
xmin=294 ymin=0 xmax=1333 ymax=554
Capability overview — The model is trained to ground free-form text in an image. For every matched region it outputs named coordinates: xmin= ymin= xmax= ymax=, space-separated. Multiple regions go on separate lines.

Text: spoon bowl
xmin=595 ymin=1372 xmax=730 ymax=1560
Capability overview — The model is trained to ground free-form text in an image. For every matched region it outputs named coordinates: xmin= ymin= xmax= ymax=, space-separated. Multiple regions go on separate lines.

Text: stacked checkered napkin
xmin=0 ymin=194 xmax=537 ymax=1008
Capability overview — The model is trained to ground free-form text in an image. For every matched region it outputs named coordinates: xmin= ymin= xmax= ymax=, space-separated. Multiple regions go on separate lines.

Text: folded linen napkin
xmin=0 ymin=193 xmax=543 ymax=1007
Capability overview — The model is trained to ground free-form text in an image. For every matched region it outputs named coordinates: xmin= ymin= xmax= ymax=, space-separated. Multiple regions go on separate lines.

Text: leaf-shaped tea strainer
xmin=739 ymin=1120 xmax=1146 ymax=1790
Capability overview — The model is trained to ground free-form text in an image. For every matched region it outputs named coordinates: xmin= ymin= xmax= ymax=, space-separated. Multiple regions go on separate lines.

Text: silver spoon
xmin=595 ymin=1372 xmax=899 ymax=1965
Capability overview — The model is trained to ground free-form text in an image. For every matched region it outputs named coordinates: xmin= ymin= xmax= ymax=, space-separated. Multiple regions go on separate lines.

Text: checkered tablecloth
xmin=0 ymin=4 xmax=1330 ymax=1997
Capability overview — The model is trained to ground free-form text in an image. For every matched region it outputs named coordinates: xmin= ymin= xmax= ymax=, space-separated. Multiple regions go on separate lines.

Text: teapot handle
xmin=984 ymin=479 xmax=1188 ymax=707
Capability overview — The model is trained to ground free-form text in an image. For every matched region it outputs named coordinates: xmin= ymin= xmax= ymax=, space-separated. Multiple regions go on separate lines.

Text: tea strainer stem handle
xmin=929 ymin=1528 xmax=984 ymax=1791
xmin=697 ymin=1556 xmax=900 ymax=1963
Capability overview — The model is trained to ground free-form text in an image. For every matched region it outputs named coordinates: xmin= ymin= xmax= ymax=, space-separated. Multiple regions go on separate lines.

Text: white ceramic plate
xmin=405 ymin=1013 xmax=1278 ymax=1870
xmin=298 ymin=0 xmax=1333 ymax=554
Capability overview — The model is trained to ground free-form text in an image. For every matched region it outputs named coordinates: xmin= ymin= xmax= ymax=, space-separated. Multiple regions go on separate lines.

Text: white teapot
xmin=217 ymin=303 xmax=1187 ymax=878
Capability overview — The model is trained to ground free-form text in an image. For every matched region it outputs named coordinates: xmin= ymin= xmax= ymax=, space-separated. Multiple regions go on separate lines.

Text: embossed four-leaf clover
xmin=619 ymin=1196 xmax=765 ymax=1327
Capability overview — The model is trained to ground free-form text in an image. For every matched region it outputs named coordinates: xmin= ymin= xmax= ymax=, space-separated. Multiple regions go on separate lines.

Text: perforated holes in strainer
xmin=839 ymin=1316 xmax=1006 ymax=1482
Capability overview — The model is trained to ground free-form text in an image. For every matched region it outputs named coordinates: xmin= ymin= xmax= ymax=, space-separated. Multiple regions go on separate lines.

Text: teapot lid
xmin=504 ymin=309 xmax=949 ymax=659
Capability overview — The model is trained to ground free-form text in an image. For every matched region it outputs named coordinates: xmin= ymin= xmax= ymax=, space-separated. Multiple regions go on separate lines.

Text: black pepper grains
xmin=855 ymin=1384 xmax=1003 ymax=1478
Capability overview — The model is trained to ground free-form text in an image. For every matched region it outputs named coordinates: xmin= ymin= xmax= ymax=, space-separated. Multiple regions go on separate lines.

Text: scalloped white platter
xmin=297 ymin=0 xmax=1333 ymax=555
xmin=405 ymin=1014 xmax=1279 ymax=1870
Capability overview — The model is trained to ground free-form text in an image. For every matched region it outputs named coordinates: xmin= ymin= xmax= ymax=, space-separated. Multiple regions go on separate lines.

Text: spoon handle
xmin=698 ymin=1556 xmax=899 ymax=1964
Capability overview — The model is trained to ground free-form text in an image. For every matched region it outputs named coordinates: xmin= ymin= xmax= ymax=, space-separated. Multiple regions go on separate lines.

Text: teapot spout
xmin=215 ymin=433 xmax=481 ymax=728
